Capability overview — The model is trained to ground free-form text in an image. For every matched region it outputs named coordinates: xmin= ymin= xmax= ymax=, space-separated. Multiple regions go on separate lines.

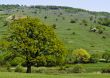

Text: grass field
xmin=0 ymin=72 xmax=110 ymax=78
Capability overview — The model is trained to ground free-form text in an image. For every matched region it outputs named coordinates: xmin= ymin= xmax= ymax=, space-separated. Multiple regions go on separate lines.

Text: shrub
xmin=89 ymin=53 xmax=100 ymax=63
xmin=31 ymin=67 xmax=45 ymax=73
xmin=6 ymin=62 xmax=11 ymax=72
xmin=98 ymin=18 xmax=110 ymax=27
xmin=102 ymin=36 xmax=106 ymax=39
xmin=15 ymin=65 xmax=24 ymax=73
xmin=102 ymin=51 xmax=110 ymax=63
xmin=72 ymin=32 xmax=76 ymax=35
xmin=82 ymin=19 xmax=88 ymax=26
xmin=34 ymin=69 xmax=45 ymax=73
xmin=101 ymin=66 xmax=110 ymax=73
xmin=65 ymin=52 xmax=75 ymax=64
xmin=56 ymin=18 xmax=58 ymax=21
xmin=52 ymin=24 xmax=56 ymax=29
xmin=96 ymin=25 xmax=105 ymax=34
xmin=72 ymin=64 xmax=85 ymax=73
xmin=67 ymin=28 xmax=71 ymax=30
xmin=90 ymin=16 xmax=93 ymax=21
xmin=73 ymin=48 xmax=91 ymax=63
xmin=62 ymin=17 xmax=65 ymax=20
xmin=59 ymin=66 xmax=66 ymax=70
xmin=70 ymin=19 xmax=76 ymax=23
xmin=64 ymin=65 xmax=70 ymax=68
xmin=3 ymin=21 xmax=9 ymax=26
xmin=44 ymin=16 xmax=47 ymax=19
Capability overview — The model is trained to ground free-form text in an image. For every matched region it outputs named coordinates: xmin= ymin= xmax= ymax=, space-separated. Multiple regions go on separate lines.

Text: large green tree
xmin=2 ymin=17 xmax=66 ymax=73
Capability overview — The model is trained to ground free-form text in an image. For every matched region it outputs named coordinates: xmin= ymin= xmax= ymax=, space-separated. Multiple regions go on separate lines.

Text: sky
xmin=0 ymin=0 xmax=110 ymax=12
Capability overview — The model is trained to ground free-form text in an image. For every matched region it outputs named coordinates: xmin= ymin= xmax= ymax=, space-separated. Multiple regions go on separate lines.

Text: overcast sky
xmin=0 ymin=0 xmax=110 ymax=12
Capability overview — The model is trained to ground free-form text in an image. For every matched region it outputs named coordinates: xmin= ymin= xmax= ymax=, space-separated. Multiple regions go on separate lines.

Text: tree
xmin=73 ymin=48 xmax=90 ymax=63
xmin=2 ymin=17 xmax=66 ymax=73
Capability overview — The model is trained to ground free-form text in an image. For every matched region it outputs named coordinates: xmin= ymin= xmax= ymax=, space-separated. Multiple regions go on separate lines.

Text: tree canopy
xmin=1 ymin=17 xmax=67 ymax=73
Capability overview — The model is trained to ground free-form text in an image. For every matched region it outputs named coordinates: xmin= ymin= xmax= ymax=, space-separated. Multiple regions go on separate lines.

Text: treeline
xmin=0 ymin=4 xmax=110 ymax=17
xmin=0 ymin=4 xmax=20 ymax=11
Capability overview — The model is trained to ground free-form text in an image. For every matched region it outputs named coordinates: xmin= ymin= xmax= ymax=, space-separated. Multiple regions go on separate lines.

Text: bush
xmin=72 ymin=64 xmax=85 ymax=73
xmin=56 ymin=18 xmax=58 ymax=21
xmin=96 ymin=25 xmax=105 ymax=34
xmin=59 ymin=66 xmax=66 ymax=70
xmin=15 ymin=65 xmax=24 ymax=73
xmin=102 ymin=36 xmax=106 ymax=39
xmin=101 ymin=66 xmax=110 ymax=73
xmin=73 ymin=48 xmax=91 ymax=63
xmin=6 ymin=62 xmax=11 ymax=72
xmin=52 ymin=24 xmax=56 ymax=29
xmin=89 ymin=53 xmax=100 ymax=63
xmin=82 ymin=19 xmax=88 ymax=26
xmin=31 ymin=67 xmax=45 ymax=73
xmin=67 ymin=28 xmax=71 ymax=30
xmin=70 ymin=19 xmax=76 ymax=23
xmin=65 ymin=52 xmax=75 ymax=64
xmin=102 ymin=51 xmax=110 ymax=63
xmin=62 ymin=17 xmax=65 ymax=20
xmin=72 ymin=32 xmax=76 ymax=35
xmin=44 ymin=16 xmax=47 ymax=19
xmin=98 ymin=18 xmax=110 ymax=27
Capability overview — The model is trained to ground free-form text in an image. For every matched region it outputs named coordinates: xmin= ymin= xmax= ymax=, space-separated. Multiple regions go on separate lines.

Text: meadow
xmin=0 ymin=72 xmax=110 ymax=78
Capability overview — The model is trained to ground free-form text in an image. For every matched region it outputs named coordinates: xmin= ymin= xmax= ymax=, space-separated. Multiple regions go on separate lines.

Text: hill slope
xmin=0 ymin=5 xmax=110 ymax=53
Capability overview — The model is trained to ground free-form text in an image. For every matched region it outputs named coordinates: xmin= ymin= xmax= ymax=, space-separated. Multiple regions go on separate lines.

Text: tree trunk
xmin=26 ymin=61 xmax=31 ymax=73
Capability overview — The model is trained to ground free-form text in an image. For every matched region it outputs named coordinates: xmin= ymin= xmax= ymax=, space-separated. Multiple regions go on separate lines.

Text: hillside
xmin=0 ymin=5 xmax=110 ymax=53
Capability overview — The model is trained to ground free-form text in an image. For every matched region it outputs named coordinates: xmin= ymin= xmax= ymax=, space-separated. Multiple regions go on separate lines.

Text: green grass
xmin=0 ymin=72 xmax=110 ymax=78
xmin=1 ymin=7 xmax=110 ymax=52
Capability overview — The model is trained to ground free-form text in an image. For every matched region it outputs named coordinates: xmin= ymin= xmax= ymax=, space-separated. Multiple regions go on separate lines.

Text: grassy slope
xmin=0 ymin=72 xmax=110 ymax=78
xmin=19 ymin=8 xmax=110 ymax=52
xmin=0 ymin=6 xmax=110 ymax=53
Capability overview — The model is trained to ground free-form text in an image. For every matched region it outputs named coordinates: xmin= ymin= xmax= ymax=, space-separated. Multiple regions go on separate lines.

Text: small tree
xmin=73 ymin=48 xmax=90 ymax=63
xmin=2 ymin=17 xmax=67 ymax=73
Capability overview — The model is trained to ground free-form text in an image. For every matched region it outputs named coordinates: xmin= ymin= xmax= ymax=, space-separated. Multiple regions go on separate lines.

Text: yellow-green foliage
xmin=73 ymin=48 xmax=90 ymax=63
xmin=2 ymin=17 xmax=67 ymax=72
